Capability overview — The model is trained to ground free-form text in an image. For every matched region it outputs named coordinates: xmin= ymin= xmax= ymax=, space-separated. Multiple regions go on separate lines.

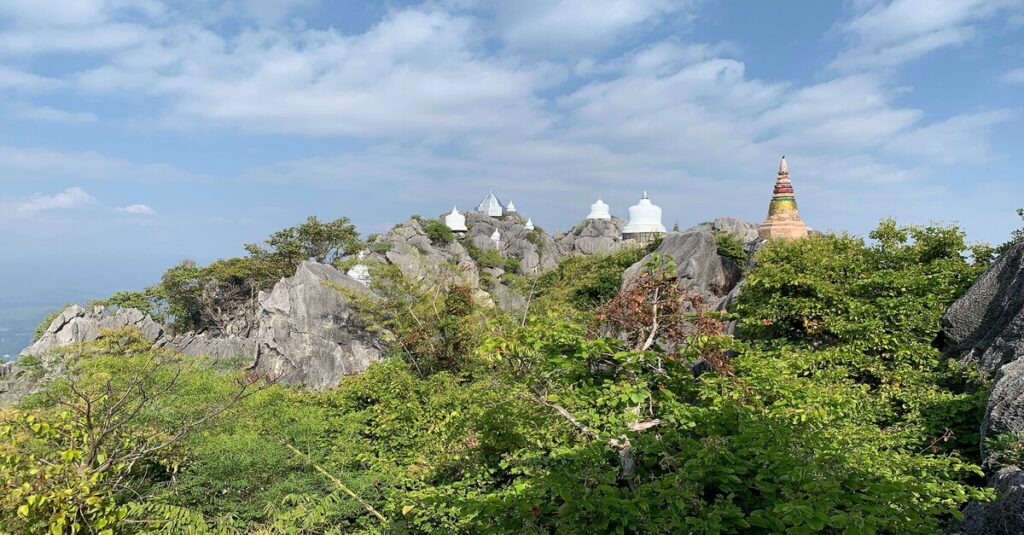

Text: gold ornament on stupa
xmin=757 ymin=156 xmax=808 ymax=240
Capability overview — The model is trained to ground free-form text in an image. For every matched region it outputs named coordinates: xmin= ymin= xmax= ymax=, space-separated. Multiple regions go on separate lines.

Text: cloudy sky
xmin=1 ymin=0 xmax=1023 ymax=305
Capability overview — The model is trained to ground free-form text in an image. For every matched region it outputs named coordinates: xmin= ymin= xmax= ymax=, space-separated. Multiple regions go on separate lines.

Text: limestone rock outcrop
xmin=940 ymin=242 xmax=1024 ymax=533
xmin=555 ymin=217 xmax=627 ymax=257
xmin=695 ymin=217 xmax=760 ymax=245
xmin=621 ymin=228 xmax=743 ymax=308
xmin=253 ymin=261 xmax=383 ymax=390
xmin=21 ymin=305 xmax=165 ymax=356
xmin=5 ymin=261 xmax=385 ymax=398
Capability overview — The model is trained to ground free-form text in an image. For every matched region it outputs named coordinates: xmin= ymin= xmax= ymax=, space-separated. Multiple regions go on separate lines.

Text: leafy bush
xmin=461 ymin=237 xmax=520 ymax=273
xmin=423 ymin=220 xmax=454 ymax=246
xmin=996 ymin=208 xmax=1024 ymax=255
xmin=714 ymin=231 xmax=747 ymax=266
xmin=532 ymin=246 xmax=648 ymax=312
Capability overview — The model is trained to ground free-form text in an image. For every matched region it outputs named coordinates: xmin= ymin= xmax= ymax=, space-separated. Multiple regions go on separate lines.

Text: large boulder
xmin=694 ymin=217 xmax=760 ymax=244
xmin=940 ymin=242 xmax=1024 ymax=533
xmin=555 ymin=217 xmax=627 ymax=257
xmin=622 ymin=228 xmax=742 ymax=308
xmin=253 ymin=261 xmax=384 ymax=390
xmin=21 ymin=305 xmax=164 ymax=357
xmin=942 ymin=242 xmax=1024 ymax=373
xmin=963 ymin=467 xmax=1024 ymax=535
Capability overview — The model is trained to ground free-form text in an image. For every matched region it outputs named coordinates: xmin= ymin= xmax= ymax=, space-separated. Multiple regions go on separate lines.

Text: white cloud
xmin=9 ymin=103 xmax=98 ymax=123
xmin=1002 ymin=68 xmax=1024 ymax=84
xmin=6 ymin=187 xmax=96 ymax=216
xmin=0 ymin=65 xmax=63 ymax=91
xmin=72 ymin=8 xmax=562 ymax=138
xmin=884 ymin=110 xmax=1018 ymax=164
xmin=0 ymin=144 xmax=200 ymax=183
xmin=832 ymin=0 xmax=1023 ymax=71
xmin=488 ymin=0 xmax=696 ymax=56
xmin=115 ymin=203 xmax=156 ymax=215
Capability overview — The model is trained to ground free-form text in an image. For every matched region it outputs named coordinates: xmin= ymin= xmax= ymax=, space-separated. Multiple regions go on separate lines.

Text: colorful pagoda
xmin=758 ymin=156 xmax=808 ymax=240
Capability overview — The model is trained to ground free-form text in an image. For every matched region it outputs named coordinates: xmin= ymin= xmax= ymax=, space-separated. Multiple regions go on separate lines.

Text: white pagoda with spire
xmin=524 ymin=218 xmax=535 ymax=231
xmin=587 ymin=198 xmax=611 ymax=220
xmin=445 ymin=206 xmax=468 ymax=233
xmin=622 ymin=191 xmax=666 ymax=243
xmin=490 ymin=229 xmax=501 ymax=248
xmin=506 ymin=200 xmax=517 ymax=213
xmin=477 ymin=188 xmax=505 ymax=217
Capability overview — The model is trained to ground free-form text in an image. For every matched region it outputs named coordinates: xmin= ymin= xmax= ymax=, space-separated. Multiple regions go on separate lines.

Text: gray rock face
xmin=253 ymin=261 xmax=384 ymax=390
xmin=694 ymin=217 xmax=760 ymax=244
xmin=940 ymin=242 xmax=1024 ymax=533
xmin=963 ymin=467 xmax=1024 ymax=535
xmin=555 ymin=218 xmax=627 ymax=257
xmin=373 ymin=213 xmax=558 ymax=312
xmin=942 ymin=242 xmax=1024 ymax=373
xmin=985 ymin=359 xmax=1024 ymax=448
xmin=7 ymin=261 xmax=386 ymax=396
xmin=464 ymin=212 xmax=559 ymax=275
xmin=158 ymin=335 xmax=259 ymax=365
xmin=21 ymin=305 xmax=165 ymax=357
xmin=622 ymin=229 xmax=742 ymax=308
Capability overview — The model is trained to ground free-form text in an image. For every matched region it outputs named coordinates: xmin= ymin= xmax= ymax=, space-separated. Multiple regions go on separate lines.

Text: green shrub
xmin=423 ymin=220 xmax=454 ymax=246
xmin=714 ymin=232 xmax=747 ymax=266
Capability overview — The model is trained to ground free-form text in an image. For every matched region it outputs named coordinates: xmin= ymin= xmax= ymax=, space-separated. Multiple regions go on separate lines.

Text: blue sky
xmin=1 ymin=0 xmax=1023 ymax=309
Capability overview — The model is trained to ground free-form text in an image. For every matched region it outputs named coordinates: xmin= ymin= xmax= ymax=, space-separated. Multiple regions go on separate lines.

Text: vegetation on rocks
xmin=6 ymin=217 xmax=1003 ymax=533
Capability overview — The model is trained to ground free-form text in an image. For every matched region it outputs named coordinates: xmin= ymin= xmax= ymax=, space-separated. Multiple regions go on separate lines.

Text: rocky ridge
xmin=941 ymin=241 xmax=1024 ymax=533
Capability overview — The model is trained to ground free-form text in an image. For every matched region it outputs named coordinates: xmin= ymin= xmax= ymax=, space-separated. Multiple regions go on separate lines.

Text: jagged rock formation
xmin=695 ymin=217 xmax=760 ymax=245
xmin=371 ymin=212 xmax=557 ymax=311
xmin=622 ymin=228 xmax=743 ymax=308
xmin=22 ymin=305 xmax=165 ymax=356
xmin=555 ymin=217 xmax=627 ymax=256
xmin=941 ymin=242 xmax=1024 ymax=534
xmin=3 ymin=262 xmax=384 ymax=399
xmin=464 ymin=212 xmax=559 ymax=275
xmin=253 ymin=261 xmax=383 ymax=390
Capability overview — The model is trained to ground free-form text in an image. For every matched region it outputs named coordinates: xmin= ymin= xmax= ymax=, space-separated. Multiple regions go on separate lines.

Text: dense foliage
xmin=7 ymin=218 xmax=999 ymax=533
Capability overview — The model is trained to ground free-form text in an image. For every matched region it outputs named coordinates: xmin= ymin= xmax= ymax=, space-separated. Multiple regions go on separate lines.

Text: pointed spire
xmin=642 ymin=190 xmax=649 ymax=199
xmin=759 ymin=156 xmax=807 ymax=240
xmin=524 ymin=217 xmax=534 ymax=231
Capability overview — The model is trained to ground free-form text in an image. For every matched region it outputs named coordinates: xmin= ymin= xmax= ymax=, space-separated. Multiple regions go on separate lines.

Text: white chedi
xmin=524 ymin=218 xmax=534 ymax=231
xmin=587 ymin=198 xmax=611 ymax=220
xmin=506 ymin=200 xmax=517 ymax=213
xmin=622 ymin=191 xmax=666 ymax=235
xmin=490 ymin=229 xmax=501 ymax=247
xmin=445 ymin=206 xmax=468 ymax=232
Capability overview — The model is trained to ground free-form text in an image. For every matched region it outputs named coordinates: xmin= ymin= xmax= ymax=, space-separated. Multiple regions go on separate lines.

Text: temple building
xmin=757 ymin=156 xmax=809 ymax=240
xmin=445 ymin=206 xmax=468 ymax=234
xmin=477 ymin=188 xmax=505 ymax=217
xmin=622 ymin=191 xmax=666 ymax=243
xmin=587 ymin=198 xmax=612 ymax=220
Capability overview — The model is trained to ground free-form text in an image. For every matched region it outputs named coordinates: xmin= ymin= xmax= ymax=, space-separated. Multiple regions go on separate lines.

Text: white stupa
xmin=506 ymin=200 xmax=517 ymax=213
xmin=524 ymin=218 xmax=535 ymax=231
xmin=477 ymin=188 xmax=505 ymax=217
xmin=347 ymin=264 xmax=371 ymax=286
xmin=587 ymin=198 xmax=612 ymax=220
xmin=445 ymin=206 xmax=468 ymax=233
xmin=346 ymin=250 xmax=372 ymax=286
xmin=490 ymin=229 xmax=501 ymax=248
xmin=622 ymin=191 xmax=666 ymax=241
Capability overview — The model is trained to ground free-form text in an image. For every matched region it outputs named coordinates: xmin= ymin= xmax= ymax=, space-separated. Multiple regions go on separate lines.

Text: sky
xmin=1 ymin=0 xmax=1023 ymax=317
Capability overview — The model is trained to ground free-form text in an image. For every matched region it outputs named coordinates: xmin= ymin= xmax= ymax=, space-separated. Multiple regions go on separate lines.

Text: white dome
xmin=622 ymin=191 xmax=666 ymax=234
xmin=587 ymin=198 xmax=611 ymax=220
xmin=524 ymin=218 xmax=534 ymax=231
xmin=506 ymin=200 xmax=517 ymax=213
xmin=445 ymin=206 xmax=467 ymax=232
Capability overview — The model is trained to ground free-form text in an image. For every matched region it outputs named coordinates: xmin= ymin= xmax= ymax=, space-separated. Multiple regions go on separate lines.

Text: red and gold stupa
xmin=757 ymin=156 xmax=808 ymax=240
